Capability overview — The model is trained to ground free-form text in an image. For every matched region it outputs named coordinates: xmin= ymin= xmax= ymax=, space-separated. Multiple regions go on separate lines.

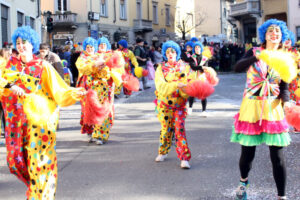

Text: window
xmin=165 ymin=6 xmax=170 ymax=26
xmin=153 ymin=3 xmax=158 ymax=24
xmin=1 ymin=4 xmax=9 ymax=44
xmin=297 ymin=27 xmax=300 ymax=41
xmin=30 ymin=17 xmax=35 ymax=29
xmin=120 ymin=0 xmax=126 ymax=20
xmin=136 ymin=1 xmax=142 ymax=19
xmin=17 ymin=11 xmax=24 ymax=27
xmin=57 ymin=0 xmax=67 ymax=12
xmin=100 ymin=0 xmax=108 ymax=17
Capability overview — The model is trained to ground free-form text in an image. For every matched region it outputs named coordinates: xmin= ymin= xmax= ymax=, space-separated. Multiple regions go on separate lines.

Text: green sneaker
xmin=235 ymin=181 xmax=249 ymax=200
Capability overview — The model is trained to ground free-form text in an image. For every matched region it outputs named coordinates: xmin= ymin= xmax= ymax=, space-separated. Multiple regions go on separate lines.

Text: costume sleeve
xmin=129 ymin=50 xmax=139 ymax=68
xmin=155 ymin=65 xmax=178 ymax=97
xmin=75 ymin=55 xmax=96 ymax=76
xmin=234 ymin=48 xmax=258 ymax=72
xmin=0 ymin=58 xmax=8 ymax=87
xmin=41 ymin=61 xmax=82 ymax=107
xmin=110 ymin=68 xmax=123 ymax=87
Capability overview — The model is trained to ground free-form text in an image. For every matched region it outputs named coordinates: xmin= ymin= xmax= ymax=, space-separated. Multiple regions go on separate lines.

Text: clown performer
xmin=154 ymin=40 xmax=194 ymax=169
xmin=91 ymin=36 xmax=123 ymax=144
xmin=231 ymin=19 xmax=291 ymax=200
xmin=0 ymin=26 xmax=86 ymax=200
xmin=180 ymin=41 xmax=193 ymax=63
xmin=116 ymin=39 xmax=139 ymax=98
xmin=76 ymin=37 xmax=123 ymax=145
xmin=187 ymin=41 xmax=212 ymax=116
xmin=285 ymin=30 xmax=300 ymax=132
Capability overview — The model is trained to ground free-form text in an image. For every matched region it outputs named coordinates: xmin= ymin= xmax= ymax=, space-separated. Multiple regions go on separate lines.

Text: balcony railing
xmin=133 ymin=19 xmax=153 ymax=31
xmin=52 ymin=12 xmax=77 ymax=26
xmin=230 ymin=0 xmax=260 ymax=18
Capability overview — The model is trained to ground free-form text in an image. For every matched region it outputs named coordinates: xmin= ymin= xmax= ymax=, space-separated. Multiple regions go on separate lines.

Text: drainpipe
xmin=220 ymin=0 xmax=223 ymax=35
xmin=147 ymin=0 xmax=150 ymax=20
xmin=113 ymin=0 xmax=116 ymax=23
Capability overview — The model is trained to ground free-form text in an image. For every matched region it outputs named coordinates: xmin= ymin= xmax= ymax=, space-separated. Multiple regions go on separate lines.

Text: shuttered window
xmin=1 ymin=4 xmax=9 ymax=45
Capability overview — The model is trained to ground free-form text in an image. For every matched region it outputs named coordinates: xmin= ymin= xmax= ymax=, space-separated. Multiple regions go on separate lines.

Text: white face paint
xmin=265 ymin=25 xmax=282 ymax=44
xmin=195 ymin=46 xmax=201 ymax=55
xmin=166 ymin=48 xmax=177 ymax=63
xmin=16 ymin=37 xmax=33 ymax=56
xmin=85 ymin=45 xmax=95 ymax=55
xmin=98 ymin=43 xmax=107 ymax=52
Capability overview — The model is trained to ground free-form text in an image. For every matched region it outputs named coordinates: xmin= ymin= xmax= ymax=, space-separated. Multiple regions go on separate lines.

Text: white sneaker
xmin=155 ymin=154 xmax=167 ymax=162
xmin=187 ymin=107 xmax=193 ymax=115
xmin=200 ymin=111 xmax=208 ymax=118
xmin=180 ymin=160 xmax=190 ymax=169
xmin=95 ymin=139 xmax=103 ymax=145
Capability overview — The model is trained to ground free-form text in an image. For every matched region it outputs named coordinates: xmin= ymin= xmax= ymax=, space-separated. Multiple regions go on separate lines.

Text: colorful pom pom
xmin=134 ymin=66 xmax=144 ymax=78
xmin=23 ymin=93 xmax=57 ymax=125
xmin=185 ymin=80 xmax=215 ymax=100
xmin=258 ymin=50 xmax=297 ymax=83
xmin=285 ymin=105 xmax=300 ymax=130
xmin=83 ymin=89 xmax=111 ymax=126
xmin=122 ymin=74 xmax=140 ymax=92
xmin=202 ymin=46 xmax=213 ymax=59
xmin=106 ymin=51 xmax=125 ymax=69
xmin=204 ymin=67 xmax=219 ymax=86
xmin=142 ymin=69 xmax=149 ymax=77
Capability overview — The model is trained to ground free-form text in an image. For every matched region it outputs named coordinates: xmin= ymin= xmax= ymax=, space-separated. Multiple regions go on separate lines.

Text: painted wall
xmin=0 ymin=0 xmax=41 ymax=45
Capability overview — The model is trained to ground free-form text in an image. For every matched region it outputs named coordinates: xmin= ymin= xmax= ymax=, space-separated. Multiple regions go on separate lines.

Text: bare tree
xmin=176 ymin=11 xmax=207 ymax=40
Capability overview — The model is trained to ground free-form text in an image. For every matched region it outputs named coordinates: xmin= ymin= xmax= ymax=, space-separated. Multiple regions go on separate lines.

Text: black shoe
xmin=139 ymin=88 xmax=143 ymax=91
xmin=114 ymin=95 xmax=119 ymax=99
xmin=144 ymin=86 xmax=151 ymax=90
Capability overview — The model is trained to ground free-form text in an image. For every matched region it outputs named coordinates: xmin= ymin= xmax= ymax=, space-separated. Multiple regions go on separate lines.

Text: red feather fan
xmin=285 ymin=105 xmax=300 ymax=130
xmin=142 ymin=69 xmax=149 ymax=77
xmin=83 ymin=89 xmax=111 ymax=125
xmin=205 ymin=70 xmax=219 ymax=86
xmin=185 ymin=80 xmax=215 ymax=100
xmin=122 ymin=74 xmax=140 ymax=92
xmin=106 ymin=51 xmax=125 ymax=69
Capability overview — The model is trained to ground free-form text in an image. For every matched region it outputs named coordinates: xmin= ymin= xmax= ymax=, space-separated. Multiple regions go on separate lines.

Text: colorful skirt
xmin=231 ymin=97 xmax=291 ymax=147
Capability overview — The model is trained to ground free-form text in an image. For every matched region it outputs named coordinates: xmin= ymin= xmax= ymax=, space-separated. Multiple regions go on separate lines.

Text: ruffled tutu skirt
xmin=231 ymin=97 xmax=291 ymax=146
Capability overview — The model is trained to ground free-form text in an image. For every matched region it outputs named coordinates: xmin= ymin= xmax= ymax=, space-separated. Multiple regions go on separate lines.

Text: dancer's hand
xmin=94 ymin=58 xmax=105 ymax=69
xmin=10 ymin=85 xmax=25 ymax=96
xmin=74 ymin=87 xmax=87 ymax=98
xmin=178 ymin=82 xmax=187 ymax=92
xmin=283 ymin=102 xmax=291 ymax=110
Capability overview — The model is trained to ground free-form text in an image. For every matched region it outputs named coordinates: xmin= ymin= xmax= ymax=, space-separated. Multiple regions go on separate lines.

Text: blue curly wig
xmin=118 ymin=39 xmax=128 ymax=49
xmin=12 ymin=26 xmax=40 ymax=53
xmin=97 ymin=37 xmax=111 ymax=50
xmin=184 ymin=41 xmax=194 ymax=51
xmin=192 ymin=41 xmax=204 ymax=54
xmin=83 ymin=37 xmax=98 ymax=52
xmin=162 ymin=40 xmax=181 ymax=61
xmin=287 ymin=30 xmax=296 ymax=46
xmin=190 ymin=37 xmax=199 ymax=42
xmin=258 ymin=19 xmax=289 ymax=44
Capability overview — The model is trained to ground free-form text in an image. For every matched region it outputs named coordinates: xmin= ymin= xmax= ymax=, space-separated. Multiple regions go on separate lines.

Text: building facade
xmin=0 ymin=0 xmax=42 ymax=47
xmin=41 ymin=0 xmax=177 ymax=48
xmin=288 ymin=0 xmax=300 ymax=41
xmin=194 ymin=0 xmax=235 ymax=43
xmin=228 ymin=0 xmax=299 ymax=45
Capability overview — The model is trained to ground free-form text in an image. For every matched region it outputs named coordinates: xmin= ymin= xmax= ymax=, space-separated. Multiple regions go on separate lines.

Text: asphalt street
xmin=1 ymin=73 xmax=300 ymax=200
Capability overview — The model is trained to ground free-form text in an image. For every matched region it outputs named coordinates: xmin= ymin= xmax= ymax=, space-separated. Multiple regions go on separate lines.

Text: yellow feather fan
xmin=202 ymin=46 xmax=213 ymax=60
xmin=23 ymin=93 xmax=57 ymax=125
xmin=134 ymin=66 xmax=143 ymax=78
xmin=295 ymin=88 xmax=300 ymax=98
xmin=258 ymin=50 xmax=297 ymax=83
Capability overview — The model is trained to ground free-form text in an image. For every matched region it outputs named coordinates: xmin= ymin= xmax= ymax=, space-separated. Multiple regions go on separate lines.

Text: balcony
xmin=52 ymin=12 xmax=77 ymax=27
xmin=133 ymin=19 xmax=153 ymax=32
xmin=229 ymin=0 xmax=261 ymax=19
